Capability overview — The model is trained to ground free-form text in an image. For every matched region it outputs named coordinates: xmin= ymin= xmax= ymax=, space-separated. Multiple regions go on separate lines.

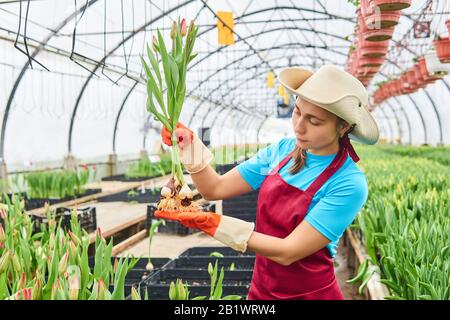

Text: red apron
xmin=247 ymin=142 xmax=354 ymax=300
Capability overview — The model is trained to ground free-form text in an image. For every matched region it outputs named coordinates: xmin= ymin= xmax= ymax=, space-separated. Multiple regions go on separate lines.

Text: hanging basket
xmin=434 ymin=37 xmax=450 ymax=63
xmin=357 ymin=35 xmax=389 ymax=57
xmin=393 ymin=78 xmax=403 ymax=95
xmin=359 ymin=45 xmax=388 ymax=58
xmin=369 ymin=0 xmax=411 ymax=12
xmin=356 ymin=66 xmax=381 ymax=76
xmin=417 ymin=57 xmax=441 ymax=83
xmin=411 ymin=64 xmax=428 ymax=88
xmin=358 ymin=56 xmax=386 ymax=67
xmin=424 ymin=50 xmax=450 ymax=75
xmin=362 ymin=27 xmax=395 ymax=41
xmin=364 ymin=11 xmax=401 ymax=29
xmin=446 ymin=19 xmax=450 ymax=35
xmin=406 ymin=69 xmax=418 ymax=89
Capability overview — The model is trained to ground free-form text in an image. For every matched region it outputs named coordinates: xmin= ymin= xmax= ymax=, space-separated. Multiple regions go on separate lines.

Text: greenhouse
xmin=0 ymin=0 xmax=449 ymax=303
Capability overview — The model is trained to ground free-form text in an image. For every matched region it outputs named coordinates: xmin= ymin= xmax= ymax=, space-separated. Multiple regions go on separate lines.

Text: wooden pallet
xmin=344 ymin=228 xmax=390 ymax=300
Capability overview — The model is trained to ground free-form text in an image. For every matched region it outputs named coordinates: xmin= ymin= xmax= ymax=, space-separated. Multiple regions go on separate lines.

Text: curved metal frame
xmin=1 ymin=2 xmax=448 ymax=161
xmin=112 ymin=80 xmax=139 ymax=153
xmin=0 ymin=0 xmax=99 ymax=158
xmin=384 ymin=101 xmax=404 ymax=144
xmin=386 ymin=100 xmax=411 ymax=145
xmin=376 ymin=105 xmax=394 ymax=143
xmin=393 ymin=95 xmax=427 ymax=144
xmin=68 ymin=0 xmax=196 ymax=153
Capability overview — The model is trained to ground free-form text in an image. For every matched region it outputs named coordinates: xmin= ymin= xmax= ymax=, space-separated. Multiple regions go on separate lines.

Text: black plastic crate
xmin=216 ymin=164 xmax=237 ymax=175
xmin=88 ymin=256 xmax=171 ymax=270
xmin=130 ymin=283 xmax=250 ymax=300
xmin=31 ymin=206 xmax=97 ymax=234
xmin=179 ymin=246 xmax=255 ymax=257
xmin=148 ymin=268 xmax=253 ymax=283
xmin=97 ymin=188 xmax=162 ymax=203
xmin=101 ymin=173 xmax=165 ymax=182
xmin=163 ymin=257 xmax=255 ymax=270
xmin=146 ymin=202 xmax=216 ymax=236
xmin=19 ymin=189 xmax=102 ymax=211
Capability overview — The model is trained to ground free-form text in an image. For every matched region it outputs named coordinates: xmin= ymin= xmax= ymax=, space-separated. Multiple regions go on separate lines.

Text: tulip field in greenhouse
xmin=0 ymin=0 xmax=449 ymax=308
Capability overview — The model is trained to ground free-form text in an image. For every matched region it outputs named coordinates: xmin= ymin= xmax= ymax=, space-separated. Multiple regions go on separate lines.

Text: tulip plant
xmin=168 ymin=260 xmax=242 ymax=301
xmin=0 ymin=195 xmax=138 ymax=300
xmin=125 ymin=152 xmax=171 ymax=179
xmin=12 ymin=166 xmax=96 ymax=200
xmin=140 ymin=18 xmax=199 ymax=213
xmin=350 ymin=145 xmax=449 ymax=300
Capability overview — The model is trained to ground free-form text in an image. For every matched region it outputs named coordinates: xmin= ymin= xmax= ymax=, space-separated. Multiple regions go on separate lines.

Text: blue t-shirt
xmin=236 ymin=137 xmax=368 ymax=258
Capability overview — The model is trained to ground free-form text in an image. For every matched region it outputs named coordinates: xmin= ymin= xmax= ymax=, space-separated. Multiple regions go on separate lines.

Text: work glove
xmin=155 ymin=210 xmax=254 ymax=253
xmin=161 ymin=122 xmax=213 ymax=174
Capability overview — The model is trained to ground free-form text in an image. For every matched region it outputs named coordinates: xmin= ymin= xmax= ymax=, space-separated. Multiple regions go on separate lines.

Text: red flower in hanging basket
xmin=363 ymin=26 xmax=395 ymax=42
xmin=369 ymin=0 xmax=411 ymax=12
xmin=434 ymin=37 xmax=450 ymax=63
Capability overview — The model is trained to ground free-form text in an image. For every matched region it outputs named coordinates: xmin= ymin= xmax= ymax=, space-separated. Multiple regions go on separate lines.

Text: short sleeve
xmin=236 ymin=139 xmax=288 ymax=190
xmin=305 ymin=173 xmax=369 ymax=242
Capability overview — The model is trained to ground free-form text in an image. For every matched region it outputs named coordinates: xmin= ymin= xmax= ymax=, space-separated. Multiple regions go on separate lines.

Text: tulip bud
xmin=131 ymin=286 xmax=141 ymax=300
xmin=49 ymin=233 xmax=55 ymax=249
xmin=18 ymin=272 xmax=27 ymax=290
xmin=12 ymin=253 xmax=21 ymax=273
xmin=68 ymin=267 xmax=80 ymax=300
xmin=32 ymin=278 xmax=41 ymax=300
xmin=51 ymin=283 xmax=57 ymax=300
xmin=13 ymin=287 xmax=32 ymax=300
xmin=177 ymin=279 xmax=187 ymax=300
xmin=0 ymin=224 xmax=5 ymax=242
xmin=69 ymin=231 xmax=81 ymax=247
xmin=169 ymin=281 xmax=176 ymax=300
xmin=208 ymin=262 xmax=213 ymax=277
xmin=71 ymin=209 xmax=78 ymax=224
xmin=98 ymin=278 xmax=107 ymax=300
xmin=58 ymin=252 xmax=69 ymax=275
xmin=180 ymin=18 xmax=187 ymax=37
xmin=0 ymin=207 xmax=6 ymax=220
xmin=170 ymin=21 xmax=177 ymax=39
xmin=113 ymin=258 xmax=118 ymax=274
xmin=49 ymin=218 xmax=56 ymax=230
xmin=69 ymin=240 xmax=77 ymax=261
xmin=19 ymin=199 xmax=25 ymax=210
xmin=97 ymin=227 xmax=103 ymax=240
xmin=0 ymin=249 xmax=12 ymax=273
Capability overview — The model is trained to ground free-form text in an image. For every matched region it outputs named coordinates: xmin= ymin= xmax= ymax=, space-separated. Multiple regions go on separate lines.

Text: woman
xmin=156 ymin=65 xmax=380 ymax=300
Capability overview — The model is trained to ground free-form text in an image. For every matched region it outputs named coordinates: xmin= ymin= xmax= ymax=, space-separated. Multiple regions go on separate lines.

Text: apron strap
xmin=305 ymin=134 xmax=356 ymax=196
xmin=269 ymin=150 xmax=295 ymax=175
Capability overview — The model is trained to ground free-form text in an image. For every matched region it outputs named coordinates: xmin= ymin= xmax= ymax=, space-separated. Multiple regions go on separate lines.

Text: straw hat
xmin=278 ymin=65 xmax=380 ymax=145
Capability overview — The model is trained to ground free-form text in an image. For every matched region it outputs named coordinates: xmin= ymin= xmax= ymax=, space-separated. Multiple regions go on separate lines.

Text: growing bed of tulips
xmin=351 ymin=144 xmax=449 ymax=300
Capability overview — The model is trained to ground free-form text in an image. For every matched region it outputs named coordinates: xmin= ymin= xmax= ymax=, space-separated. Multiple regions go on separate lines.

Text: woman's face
xmin=291 ymin=97 xmax=348 ymax=150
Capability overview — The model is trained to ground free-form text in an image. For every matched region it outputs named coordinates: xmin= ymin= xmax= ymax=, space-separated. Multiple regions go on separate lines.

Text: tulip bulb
xmin=179 ymin=184 xmax=193 ymax=200
xmin=161 ymin=186 xmax=172 ymax=198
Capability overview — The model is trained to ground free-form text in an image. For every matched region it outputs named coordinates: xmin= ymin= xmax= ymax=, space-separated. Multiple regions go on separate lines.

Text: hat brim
xmin=279 ymin=67 xmax=380 ymax=145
